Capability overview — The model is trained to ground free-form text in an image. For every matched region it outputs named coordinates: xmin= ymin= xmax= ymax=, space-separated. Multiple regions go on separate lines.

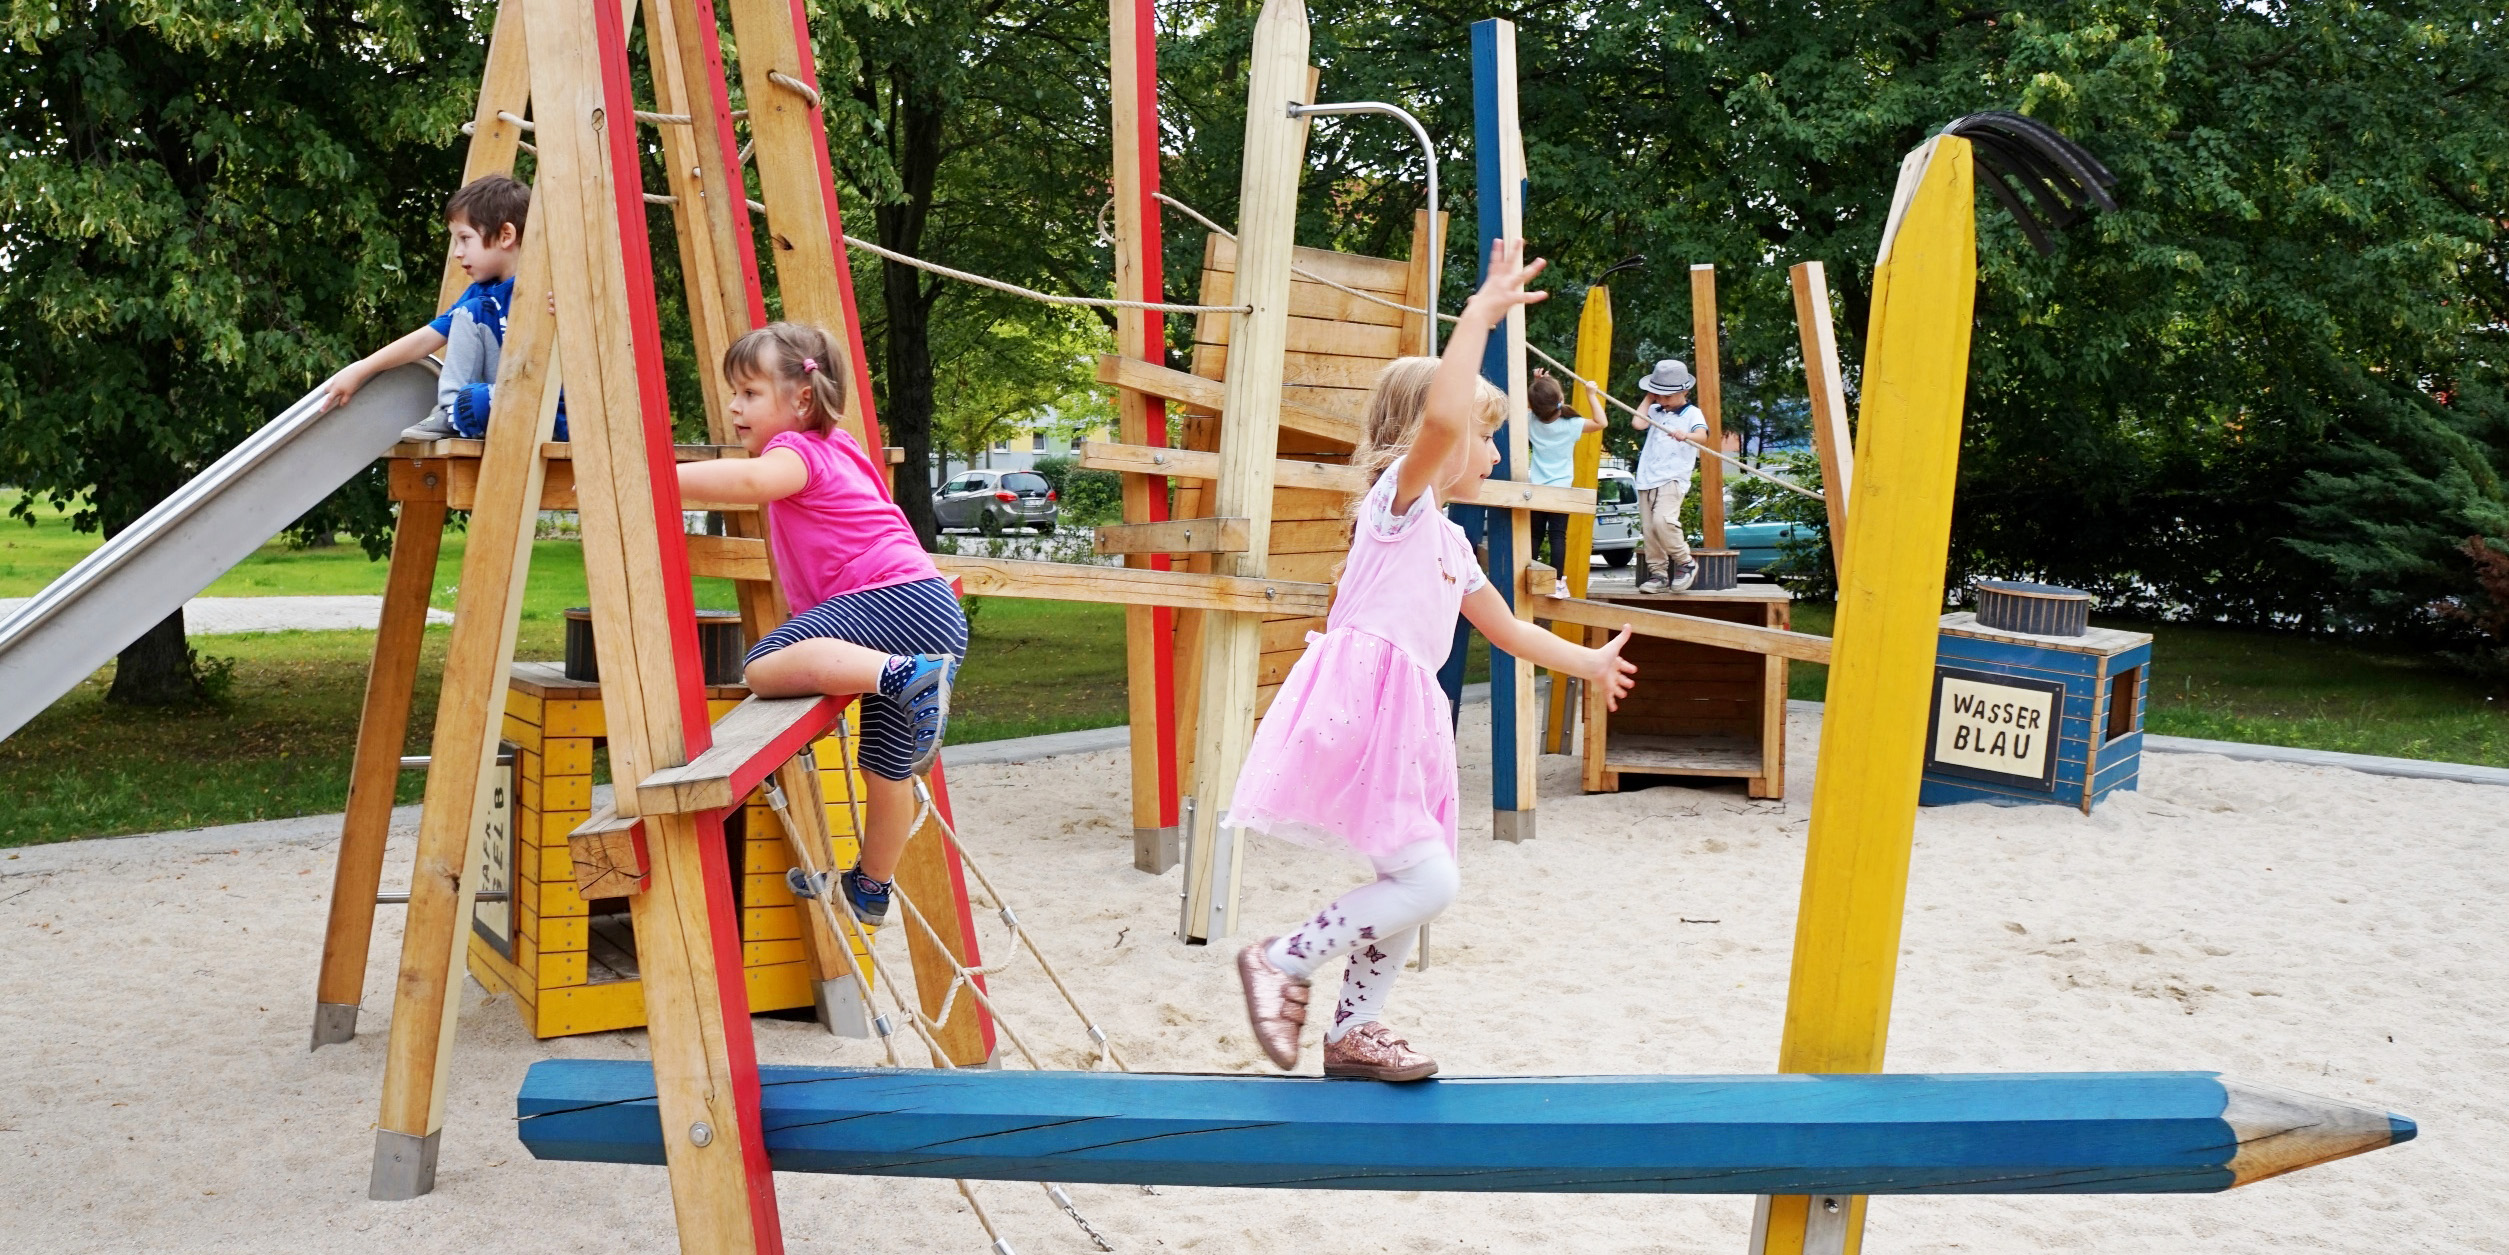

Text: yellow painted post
xmin=1542 ymin=285 xmax=1612 ymax=754
xmin=1751 ymin=134 xmax=1976 ymax=1255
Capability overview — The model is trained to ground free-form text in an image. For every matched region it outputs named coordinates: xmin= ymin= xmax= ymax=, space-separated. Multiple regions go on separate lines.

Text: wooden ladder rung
xmin=636 ymin=694 xmax=842 ymax=815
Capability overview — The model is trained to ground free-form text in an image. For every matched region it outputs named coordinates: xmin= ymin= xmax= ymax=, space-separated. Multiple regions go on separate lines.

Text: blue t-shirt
xmin=429 ymin=276 xmax=515 ymax=344
xmin=1526 ymin=413 xmax=1586 ymax=488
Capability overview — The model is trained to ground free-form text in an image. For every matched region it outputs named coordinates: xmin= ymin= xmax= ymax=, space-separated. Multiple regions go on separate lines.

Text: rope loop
xmin=767 ymin=70 xmax=823 ymax=111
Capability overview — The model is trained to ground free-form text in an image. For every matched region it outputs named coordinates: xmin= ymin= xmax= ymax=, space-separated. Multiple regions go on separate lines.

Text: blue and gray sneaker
xmin=839 ymin=865 xmax=892 ymax=925
xmin=881 ymin=653 xmax=961 ymax=778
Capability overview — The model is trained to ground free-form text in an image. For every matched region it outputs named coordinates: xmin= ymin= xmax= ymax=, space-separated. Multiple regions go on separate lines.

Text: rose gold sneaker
xmin=1237 ymin=939 xmax=1310 ymax=1070
xmin=1322 ymin=1021 xmax=1439 ymax=1082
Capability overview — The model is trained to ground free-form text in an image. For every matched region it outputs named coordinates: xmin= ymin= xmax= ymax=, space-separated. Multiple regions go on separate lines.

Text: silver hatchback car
xmin=1588 ymin=466 xmax=1639 ymax=567
xmin=933 ymin=468 xmax=1059 ymax=534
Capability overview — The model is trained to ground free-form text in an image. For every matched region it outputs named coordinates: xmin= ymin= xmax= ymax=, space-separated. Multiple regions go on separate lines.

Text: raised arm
xmin=678 ymin=446 xmax=809 ymax=505
xmin=322 ymin=324 xmax=447 ymax=411
xmin=1396 ymin=238 xmax=1547 ymax=513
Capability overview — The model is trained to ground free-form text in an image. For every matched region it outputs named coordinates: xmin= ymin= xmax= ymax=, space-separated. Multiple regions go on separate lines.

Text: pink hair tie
xmin=801 ymin=356 xmax=820 ymax=374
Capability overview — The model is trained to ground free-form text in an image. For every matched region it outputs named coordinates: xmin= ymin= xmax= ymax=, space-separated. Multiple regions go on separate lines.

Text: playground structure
xmin=0 ymin=0 xmax=2419 ymax=1251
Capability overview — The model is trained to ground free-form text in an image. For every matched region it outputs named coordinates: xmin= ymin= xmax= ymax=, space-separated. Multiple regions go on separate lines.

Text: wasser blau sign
xmin=1924 ymin=667 xmax=2063 ymax=790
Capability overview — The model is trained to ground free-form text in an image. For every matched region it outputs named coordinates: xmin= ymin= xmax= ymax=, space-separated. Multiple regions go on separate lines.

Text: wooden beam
xmin=521 ymin=1063 xmax=2418 ymax=1193
xmin=636 ymin=694 xmax=842 ymax=815
xmin=534 ymin=0 xmax=778 ymax=1241
xmin=686 ymin=533 xmax=773 ymax=582
xmin=1095 ymin=353 xmax=1358 ymax=447
xmin=1791 ymin=260 xmax=1855 ymax=581
xmin=1754 ymin=134 xmax=1976 ymax=1255
xmin=441 ymin=0 xmax=534 ymax=307
xmin=566 ymin=805 xmax=651 ymax=899
xmin=370 ymin=215 xmax=562 ymax=1201
xmin=1108 ymin=0 xmax=1179 ymax=871
xmin=1095 ymin=517 xmax=1251 ymax=556
xmin=891 ymin=769 xmax=991 ymax=1065
xmin=933 ymin=555 xmax=1331 ymax=615
xmin=311 ymin=492 xmax=448 ymax=1047
xmin=1531 ymin=593 xmax=1835 ymax=665
xmin=1691 ymin=263 xmax=1726 ymax=550
xmin=1076 ymin=440 xmax=1595 ymax=514
xmin=1181 ymin=0 xmax=1307 ymax=943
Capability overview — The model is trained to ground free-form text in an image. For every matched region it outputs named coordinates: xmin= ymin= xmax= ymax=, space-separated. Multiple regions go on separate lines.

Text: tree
xmin=928 ymin=305 xmax=1114 ymax=473
xmin=1 ymin=0 xmax=480 ymax=702
xmin=813 ymin=0 xmax=1116 ymax=547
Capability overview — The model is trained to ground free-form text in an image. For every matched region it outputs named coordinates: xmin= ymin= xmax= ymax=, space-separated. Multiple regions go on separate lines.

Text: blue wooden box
xmin=1919 ymin=612 xmax=2153 ymax=814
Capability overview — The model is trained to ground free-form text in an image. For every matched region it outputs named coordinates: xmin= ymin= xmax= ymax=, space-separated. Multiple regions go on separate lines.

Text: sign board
xmin=471 ymin=745 xmax=516 ymax=957
xmin=1924 ymin=667 xmax=2062 ymax=791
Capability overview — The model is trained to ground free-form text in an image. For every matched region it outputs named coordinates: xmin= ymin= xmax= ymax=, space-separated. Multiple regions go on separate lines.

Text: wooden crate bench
xmin=1576 ymin=584 xmax=1792 ymax=799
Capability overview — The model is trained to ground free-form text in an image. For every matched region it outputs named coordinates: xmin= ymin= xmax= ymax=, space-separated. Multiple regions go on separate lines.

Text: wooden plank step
xmin=635 ymin=694 xmax=843 ymax=815
xmin=1094 ymin=354 xmax=1359 ymax=446
xmin=1533 ymin=593 xmax=1833 ymax=665
xmin=1077 ymin=440 xmax=1595 ymax=516
xmin=516 ymin=1063 xmax=2413 ymax=1193
xmin=1094 ymin=517 xmax=1251 ymax=556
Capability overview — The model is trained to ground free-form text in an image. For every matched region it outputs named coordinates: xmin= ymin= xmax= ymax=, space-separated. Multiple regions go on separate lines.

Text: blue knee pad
xmin=450 ymin=383 xmax=569 ymax=441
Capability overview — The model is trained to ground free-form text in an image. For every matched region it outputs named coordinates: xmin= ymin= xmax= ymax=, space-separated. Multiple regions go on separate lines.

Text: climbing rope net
xmin=758 ymin=711 xmax=1142 ymax=1255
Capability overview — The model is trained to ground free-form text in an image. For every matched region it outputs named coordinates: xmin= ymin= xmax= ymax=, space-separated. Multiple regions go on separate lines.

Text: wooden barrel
xmin=1688 ymin=549 xmax=1739 ymax=591
xmin=563 ymin=607 xmax=748 ymax=685
xmin=1973 ymin=580 xmax=2092 ymax=637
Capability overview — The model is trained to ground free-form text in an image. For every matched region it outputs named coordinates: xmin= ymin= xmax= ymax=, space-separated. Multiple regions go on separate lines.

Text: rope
xmin=760 ymin=715 xmax=1124 ymax=1252
xmin=840 ymin=232 xmax=1249 ymax=316
xmin=1154 ymin=191 xmax=1827 ymax=503
xmin=768 ymin=70 xmax=822 ymax=111
xmin=635 ymin=110 xmax=691 ymax=126
xmin=459 ymin=120 xmax=534 ymax=155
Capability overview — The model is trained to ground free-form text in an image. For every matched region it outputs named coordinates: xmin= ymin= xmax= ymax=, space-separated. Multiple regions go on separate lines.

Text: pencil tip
xmin=2388 ymin=1114 xmax=2418 ymax=1145
xmin=2223 ymin=1078 xmax=2415 ymax=1186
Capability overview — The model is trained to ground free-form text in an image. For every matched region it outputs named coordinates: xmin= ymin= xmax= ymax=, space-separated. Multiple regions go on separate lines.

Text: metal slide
xmin=0 ymin=362 xmax=440 ymax=742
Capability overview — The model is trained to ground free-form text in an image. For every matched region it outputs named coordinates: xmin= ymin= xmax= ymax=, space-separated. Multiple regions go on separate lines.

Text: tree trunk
xmin=107 ymin=606 xmax=201 ymax=707
xmin=877 ymin=90 xmax=950 ymax=549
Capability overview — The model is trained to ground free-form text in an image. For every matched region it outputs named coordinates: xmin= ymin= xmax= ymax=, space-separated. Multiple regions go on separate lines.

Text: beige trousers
xmin=1637 ymin=478 xmax=1694 ymax=573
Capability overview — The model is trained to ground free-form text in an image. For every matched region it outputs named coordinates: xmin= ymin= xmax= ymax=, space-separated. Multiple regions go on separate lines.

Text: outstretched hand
xmin=1466 ymin=237 xmax=1548 ymax=324
xmin=1590 ymin=626 xmax=1639 ymax=711
xmin=317 ymin=364 xmax=368 ymax=413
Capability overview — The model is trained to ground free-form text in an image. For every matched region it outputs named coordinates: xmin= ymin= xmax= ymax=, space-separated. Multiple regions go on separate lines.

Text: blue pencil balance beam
xmin=517 ymin=1063 xmax=2410 ymax=1193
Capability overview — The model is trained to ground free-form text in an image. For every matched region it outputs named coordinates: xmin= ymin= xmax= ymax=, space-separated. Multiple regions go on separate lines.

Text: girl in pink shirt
xmin=676 ymin=322 xmax=963 ymax=925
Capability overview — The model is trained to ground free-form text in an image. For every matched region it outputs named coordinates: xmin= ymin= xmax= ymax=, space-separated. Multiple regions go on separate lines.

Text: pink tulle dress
xmin=1225 ymin=460 xmax=1485 ymax=866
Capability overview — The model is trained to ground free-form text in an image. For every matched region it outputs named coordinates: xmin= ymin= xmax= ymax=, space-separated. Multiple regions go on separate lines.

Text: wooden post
xmin=309 ymin=494 xmax=446 ymax=1046
xmin=368 ymin=219 xmax=561 ymax=1201
xmin=531 ymin=0 xmax=781 ymax=1240
xmin=1542 ymin=284 xmax=1612 ymax=755
xmin=1109 ymin=0 xmax=1181 ymax=874
xmin=1691 ymin=263 xmax=1725 ymax=551
xmin=440 ymin=0 xmax=535 ymax=304
xmin=1178 ymin=0 xmax=1307 ymax=943
xmin=1473 ymin=18 xmax=1537 ymax=842
xmin=893 ymin=762 xmax=991 ymax=1064
xmin=1790 ymin=261 xmax=1854 ymax=581
xmin=1751 ymin=135 xmax=1977 ymax=1255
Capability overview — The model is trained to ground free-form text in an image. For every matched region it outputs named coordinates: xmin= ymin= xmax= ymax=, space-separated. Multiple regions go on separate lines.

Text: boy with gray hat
xmin=1630 ymin=358 xmax=1712 ymax=592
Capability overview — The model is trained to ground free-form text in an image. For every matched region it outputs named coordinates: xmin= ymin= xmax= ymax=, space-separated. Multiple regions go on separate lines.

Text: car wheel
xmin=978 ymin=510 xmax=1004 ymax=537
xmin=1031 ymin=522 xmax=1055 ymax=534
xmin=1603 ymin=549 xmax=1632 ymax=568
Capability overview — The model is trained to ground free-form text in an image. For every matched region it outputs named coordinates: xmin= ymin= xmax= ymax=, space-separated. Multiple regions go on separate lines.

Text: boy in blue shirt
xmin=322 ymin=175 xmax=562 ymax=441
xmin=1523 ymin=367 xmax=1604 ymax=573
xmin=1630 ymin=359 xmax=1712 ymax=592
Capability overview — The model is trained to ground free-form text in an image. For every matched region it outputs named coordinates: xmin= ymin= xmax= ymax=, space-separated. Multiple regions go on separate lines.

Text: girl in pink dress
xmin=1233 ymin=240 xmax=1638 ymax=1081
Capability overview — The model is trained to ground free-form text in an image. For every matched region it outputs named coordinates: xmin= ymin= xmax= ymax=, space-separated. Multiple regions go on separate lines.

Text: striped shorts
xmin=745 ymin=577 xmax=969 ymax=780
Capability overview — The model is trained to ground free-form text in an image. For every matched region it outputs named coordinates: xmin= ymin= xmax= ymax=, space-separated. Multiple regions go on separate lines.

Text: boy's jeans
xmin=1637 ymin=477 xmax=1693 ymax=575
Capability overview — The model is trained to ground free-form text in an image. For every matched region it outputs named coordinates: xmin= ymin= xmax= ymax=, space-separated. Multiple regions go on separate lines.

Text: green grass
xmin=1780 ymin=601 xmax=2504 ymax=768
xmin=7 ymin=494 xmax=2495 ymax=845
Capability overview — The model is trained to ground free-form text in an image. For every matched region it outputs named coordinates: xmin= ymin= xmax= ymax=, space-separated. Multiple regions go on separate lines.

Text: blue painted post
xmin=1471 ymin=18 xmax=1536 ymax=841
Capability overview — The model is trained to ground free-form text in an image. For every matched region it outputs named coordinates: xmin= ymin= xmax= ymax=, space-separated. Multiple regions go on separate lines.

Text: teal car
xmin=1722 ymin=516 xmax=1810 ymax=574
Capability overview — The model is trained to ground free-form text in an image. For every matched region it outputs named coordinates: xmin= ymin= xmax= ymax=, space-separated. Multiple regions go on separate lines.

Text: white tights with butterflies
xmin=1263 ymin=843 xmax=1459 ymax=1043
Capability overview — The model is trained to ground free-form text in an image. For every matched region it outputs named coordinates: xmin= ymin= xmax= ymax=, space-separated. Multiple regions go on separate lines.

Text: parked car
xmin=934 ymin=469 xmax=1058 ymax=534
xmin=1588 ymin=466 xmax=1639 ymax=567
xmin=1725 ymin=515 xmax=1810 ymax=573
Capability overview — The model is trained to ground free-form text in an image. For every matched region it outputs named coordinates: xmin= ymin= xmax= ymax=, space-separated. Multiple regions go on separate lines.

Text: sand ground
xmin=1 ymin=704 xmax=2498 ymax=1253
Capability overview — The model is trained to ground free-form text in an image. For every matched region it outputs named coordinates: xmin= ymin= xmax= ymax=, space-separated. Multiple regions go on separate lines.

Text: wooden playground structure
xmin=237 ymin=0 xmax=2412 ymax=1249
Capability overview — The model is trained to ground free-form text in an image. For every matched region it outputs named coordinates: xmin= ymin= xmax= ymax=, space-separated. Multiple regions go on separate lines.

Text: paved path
xmin=0 ymin=594 xmax=452 ymax=635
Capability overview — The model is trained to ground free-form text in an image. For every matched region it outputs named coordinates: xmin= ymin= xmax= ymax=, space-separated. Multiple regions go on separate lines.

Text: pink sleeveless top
xmin=762 ymin=429 xmax=940 ymax=610
xmin=1225 ymin=461 xmax=1484 ymax=864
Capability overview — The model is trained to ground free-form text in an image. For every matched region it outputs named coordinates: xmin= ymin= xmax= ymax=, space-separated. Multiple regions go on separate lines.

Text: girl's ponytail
xmin=723 ymin=321 xmax=851 ymax=435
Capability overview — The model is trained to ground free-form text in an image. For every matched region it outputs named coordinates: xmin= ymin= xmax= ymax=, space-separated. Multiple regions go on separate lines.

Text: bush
xmin=1030 ymin=455 xmax=1123 ymax=526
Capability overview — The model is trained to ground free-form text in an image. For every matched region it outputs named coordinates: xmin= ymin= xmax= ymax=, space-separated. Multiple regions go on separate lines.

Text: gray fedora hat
xmin=1641 ymin=359 xmax=1697 ymax=395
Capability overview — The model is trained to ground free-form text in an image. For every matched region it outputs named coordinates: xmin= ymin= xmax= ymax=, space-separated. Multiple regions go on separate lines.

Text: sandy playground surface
xmin=1 ymin=704 xmax=2500 ymax=1254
